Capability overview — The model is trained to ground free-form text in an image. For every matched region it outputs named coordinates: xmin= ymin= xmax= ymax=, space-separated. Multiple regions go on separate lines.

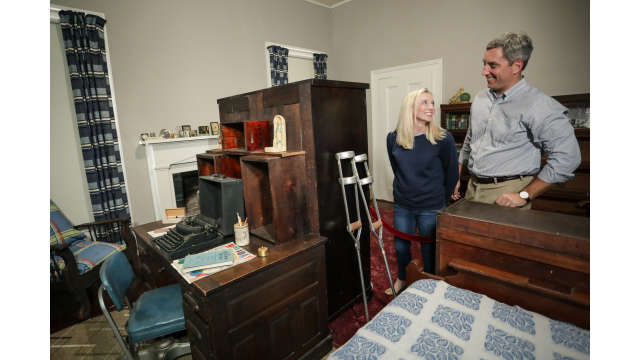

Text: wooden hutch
xmin=197 ymin=79 xmax=372 ymax=319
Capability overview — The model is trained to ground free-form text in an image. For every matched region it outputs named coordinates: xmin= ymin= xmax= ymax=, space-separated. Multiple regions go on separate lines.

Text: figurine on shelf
xmin=449 ymin=88 xmax=464 ymax=104
xmin=265 ymin=115 xmax=287 ymax=153
xmin=448 ymin=88 xmax=471 ymax=104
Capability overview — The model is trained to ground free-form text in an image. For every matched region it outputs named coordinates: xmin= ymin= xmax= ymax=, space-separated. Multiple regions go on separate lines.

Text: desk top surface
xmin=442 ymin=199 xmax=589 ymax=240
xmin=133 ymin=221 xmax=326 ymax=296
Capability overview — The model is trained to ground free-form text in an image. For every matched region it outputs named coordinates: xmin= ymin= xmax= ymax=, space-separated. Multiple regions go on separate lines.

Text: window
xmin=264 ymin=42 xmax=326 ymax=86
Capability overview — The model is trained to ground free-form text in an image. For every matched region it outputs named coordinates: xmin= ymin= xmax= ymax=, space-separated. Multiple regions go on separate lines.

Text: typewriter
xmin=153 ymin=173 xmax=244 ymax=261
xmin=153 ymin=215 xmax=225 ymax=261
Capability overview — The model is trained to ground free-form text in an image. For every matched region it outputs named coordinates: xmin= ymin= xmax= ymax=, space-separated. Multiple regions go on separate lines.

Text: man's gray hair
xmin=487 ymin=32 xmax=534 ymax=71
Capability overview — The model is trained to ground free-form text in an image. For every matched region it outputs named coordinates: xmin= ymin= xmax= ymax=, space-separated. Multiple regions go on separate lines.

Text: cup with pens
xmin=234 ymin=212 xmax=250 ymax=246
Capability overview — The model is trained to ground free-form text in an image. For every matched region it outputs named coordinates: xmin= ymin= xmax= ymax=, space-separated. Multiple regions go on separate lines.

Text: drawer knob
xmin=184 ymin=292 xmax=200 ymax=312
xmin=186 ymin=319 xmax=202 ymax=341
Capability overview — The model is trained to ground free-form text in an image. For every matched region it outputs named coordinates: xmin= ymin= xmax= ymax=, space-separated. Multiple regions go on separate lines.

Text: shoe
xmin=384 ymin=280 xmax=406 ymax=296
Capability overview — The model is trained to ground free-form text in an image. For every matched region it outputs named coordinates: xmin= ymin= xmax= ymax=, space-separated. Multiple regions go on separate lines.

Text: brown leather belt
xmin=472 ymin=175 xmax=527 ymax=184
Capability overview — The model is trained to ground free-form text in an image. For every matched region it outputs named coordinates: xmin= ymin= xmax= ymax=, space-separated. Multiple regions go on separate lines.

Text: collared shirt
xmin=458 ymin=78 xmax=581 ymax=184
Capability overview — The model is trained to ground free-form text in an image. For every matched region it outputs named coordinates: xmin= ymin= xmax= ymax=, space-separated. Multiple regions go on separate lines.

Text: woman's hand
xmin=451 ymin=180 xmax=461 ymax=200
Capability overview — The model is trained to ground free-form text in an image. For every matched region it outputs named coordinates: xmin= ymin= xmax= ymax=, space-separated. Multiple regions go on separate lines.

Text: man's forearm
xmin=522 ymin=177 xmax=553 ymax=200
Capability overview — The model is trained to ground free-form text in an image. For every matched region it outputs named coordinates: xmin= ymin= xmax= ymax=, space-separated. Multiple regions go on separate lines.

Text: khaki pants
xmin=465 ymin=176 xmax=534 ymax=209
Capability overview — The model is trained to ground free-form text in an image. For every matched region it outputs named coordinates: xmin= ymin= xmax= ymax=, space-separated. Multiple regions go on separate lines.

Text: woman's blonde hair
xmin=395 ymin=88 xmax=446 ymax=149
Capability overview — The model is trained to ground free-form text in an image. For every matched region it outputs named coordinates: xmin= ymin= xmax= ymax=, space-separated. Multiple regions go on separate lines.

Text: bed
xmin=328 ymin=279 xmax=589 ymax=360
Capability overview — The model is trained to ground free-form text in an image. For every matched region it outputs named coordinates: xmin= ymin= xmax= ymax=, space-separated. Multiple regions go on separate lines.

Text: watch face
xmin=519 ymin=191 xmax=529 ymax=200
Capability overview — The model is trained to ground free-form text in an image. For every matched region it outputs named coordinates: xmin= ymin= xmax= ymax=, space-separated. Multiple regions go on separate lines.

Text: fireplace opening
xmin=173 ymin=170 xmax=200 ymax=216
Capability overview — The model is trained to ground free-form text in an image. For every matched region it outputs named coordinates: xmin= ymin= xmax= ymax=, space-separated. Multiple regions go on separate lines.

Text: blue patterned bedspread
xmin=329 ymin=279 xmax=589 ymax=360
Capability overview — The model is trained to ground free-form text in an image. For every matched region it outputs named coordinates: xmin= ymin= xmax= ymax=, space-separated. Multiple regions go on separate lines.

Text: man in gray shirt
xmin=452 ymin=32 xmax=581 ymax=207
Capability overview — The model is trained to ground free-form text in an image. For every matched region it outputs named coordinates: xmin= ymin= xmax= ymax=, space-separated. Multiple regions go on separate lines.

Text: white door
xmin=370 ymin=59 xmax=443 ymax=202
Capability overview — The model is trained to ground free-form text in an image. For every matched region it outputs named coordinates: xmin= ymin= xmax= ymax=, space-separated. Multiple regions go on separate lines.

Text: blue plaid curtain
xmin=267 ymin=45 xmax=289 ymax=86
xmin=58 ymin=11 xmax=130 ymax=229
xmin=313 ymin=53 xmax=328 ymax=80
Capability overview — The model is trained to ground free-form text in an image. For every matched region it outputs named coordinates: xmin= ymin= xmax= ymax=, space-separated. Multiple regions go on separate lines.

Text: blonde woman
xmin=385 ymin=88 xmax=458 ymax=295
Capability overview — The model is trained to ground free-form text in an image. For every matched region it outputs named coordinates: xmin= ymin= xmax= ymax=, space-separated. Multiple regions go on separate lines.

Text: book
xmin=147 ymin=224 xmax=176 ymax=238
xmin=182 ymin=248 xmax=234 ymax=272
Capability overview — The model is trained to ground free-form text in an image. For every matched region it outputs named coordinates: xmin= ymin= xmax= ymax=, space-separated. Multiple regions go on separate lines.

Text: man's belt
xmin=472 ymin=175 xmax=529 ymax=184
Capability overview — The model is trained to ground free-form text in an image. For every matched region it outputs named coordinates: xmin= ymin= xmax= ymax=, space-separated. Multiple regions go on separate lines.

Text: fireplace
xmin=142 ymin=136 xmax=220 ymax=221
xmin=172 ymin=170 xmax=200 ymax=216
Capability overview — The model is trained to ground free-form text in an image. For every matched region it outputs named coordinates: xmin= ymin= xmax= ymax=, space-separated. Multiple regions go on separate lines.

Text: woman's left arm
xmin=441 ymin=133 xmax=460 ymax=199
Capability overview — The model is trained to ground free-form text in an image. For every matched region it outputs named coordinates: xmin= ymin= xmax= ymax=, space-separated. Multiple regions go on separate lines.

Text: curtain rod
xmin=265 ymin=42 xmax=326 ymax=60
xmin=50 ymin=4 xmax=106 ymax=23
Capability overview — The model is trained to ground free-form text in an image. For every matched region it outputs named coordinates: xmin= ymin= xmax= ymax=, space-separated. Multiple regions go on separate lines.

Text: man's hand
xmin=495 ymin=192 xmax=526 ymax=207
xmin=451 ymin=180 xmax=462 ymax=200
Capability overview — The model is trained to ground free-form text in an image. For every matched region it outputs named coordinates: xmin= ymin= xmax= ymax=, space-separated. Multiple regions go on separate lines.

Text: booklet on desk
xmin=182 ymin=248 xmax=234 ymax=272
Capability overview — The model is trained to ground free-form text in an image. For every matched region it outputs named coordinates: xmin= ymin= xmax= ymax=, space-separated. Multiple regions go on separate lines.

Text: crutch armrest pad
xmin=372 ymin=219 xmax=382 ymax=231
xmin=348 ymin=221 xmax=362 ymax=231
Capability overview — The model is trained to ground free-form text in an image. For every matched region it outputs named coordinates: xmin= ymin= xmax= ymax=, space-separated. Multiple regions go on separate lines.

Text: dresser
xmin=133 ymin=222 xmax=332 ymax=360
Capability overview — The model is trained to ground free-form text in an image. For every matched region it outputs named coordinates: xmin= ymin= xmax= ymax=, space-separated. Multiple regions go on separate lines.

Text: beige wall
xmin=50 ymin=0 xmax=589 ymax=225
xmin=329 ymin=0 xmax=590 ymax=98
xmin=52 ymin=0 xmax=332 ymax=225
xmin=50 ymin=22 xmax=94 ymax=225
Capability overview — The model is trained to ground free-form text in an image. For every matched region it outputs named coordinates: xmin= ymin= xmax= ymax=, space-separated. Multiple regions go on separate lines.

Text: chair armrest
xmin=50 ymin=242 xmax=71 ymax=252
xmin=74 ymin=217 xmax=131 ymax=229
xmin=74 ymin=217 xmax=133 ymax=245
xmin=51 ymin=242 xmax=82 ymax=282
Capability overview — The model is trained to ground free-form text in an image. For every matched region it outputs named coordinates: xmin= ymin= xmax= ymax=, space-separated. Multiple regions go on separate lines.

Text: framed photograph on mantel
xmin=198 ymin=126 xmax=210 ymax=135
xmin=181 ymin=125 xmax=191 ymax=132
xmin=210 ymin=121 xmax=220 ymax=136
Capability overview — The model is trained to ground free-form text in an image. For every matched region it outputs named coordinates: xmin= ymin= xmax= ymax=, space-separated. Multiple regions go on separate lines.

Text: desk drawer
xmin=184 ymin=306 xmax=213 ymax=357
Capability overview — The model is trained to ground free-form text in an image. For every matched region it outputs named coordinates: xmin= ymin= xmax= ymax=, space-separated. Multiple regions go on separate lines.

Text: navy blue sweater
xmin=387 ymin=131 xmax=459 ymax=210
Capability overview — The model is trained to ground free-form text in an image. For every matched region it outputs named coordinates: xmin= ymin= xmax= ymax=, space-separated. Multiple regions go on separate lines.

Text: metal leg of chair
xmin=98 ymin=285 xmax=135 ymax=360
xmin=162 ymin=341 xmax=191 ymax=360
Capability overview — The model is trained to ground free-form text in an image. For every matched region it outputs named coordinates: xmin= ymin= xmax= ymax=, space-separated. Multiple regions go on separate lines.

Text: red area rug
xmin=327 ymin=206 xmax=421 ymax=347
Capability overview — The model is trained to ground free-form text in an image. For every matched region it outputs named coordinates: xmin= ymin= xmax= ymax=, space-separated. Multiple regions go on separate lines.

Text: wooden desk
xmin=133 ymin=222 xmax=332 ymax=360
xmin=407 ymin=200 xmax=589 ymax=329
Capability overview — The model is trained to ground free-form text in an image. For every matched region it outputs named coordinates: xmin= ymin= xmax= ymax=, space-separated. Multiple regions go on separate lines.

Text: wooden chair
xmin=50 ymin=200 xmax=136 ymax=320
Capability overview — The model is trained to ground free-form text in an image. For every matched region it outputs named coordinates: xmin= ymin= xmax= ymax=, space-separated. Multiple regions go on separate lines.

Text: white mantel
xmin=142 ymin=136 xmax=220 ymax=220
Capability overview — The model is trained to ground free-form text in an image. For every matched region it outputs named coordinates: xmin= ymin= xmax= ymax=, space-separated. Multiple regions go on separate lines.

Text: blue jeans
xmin=393 ymin=204 xmax=441 ymax=280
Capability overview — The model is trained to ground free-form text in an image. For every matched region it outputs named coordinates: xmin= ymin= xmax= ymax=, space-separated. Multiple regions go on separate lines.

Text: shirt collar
xmin=488 ymin=76 xmax=528 ymax=101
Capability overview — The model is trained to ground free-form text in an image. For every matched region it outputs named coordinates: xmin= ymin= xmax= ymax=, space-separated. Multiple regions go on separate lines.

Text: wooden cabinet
xmin=407 ymin=199 xmax=589 ymax=329
xmin=198 ymin=80 xmax=372 ymax=319
xmin=441 ymin=93 xmax=590 ymax=216
xmin=440 ymin=102 xmax=471 ymax=144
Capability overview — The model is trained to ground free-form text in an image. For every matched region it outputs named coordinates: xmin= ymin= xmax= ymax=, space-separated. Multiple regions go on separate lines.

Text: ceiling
xmin=303 ymin=0 xmax=352 ymax=9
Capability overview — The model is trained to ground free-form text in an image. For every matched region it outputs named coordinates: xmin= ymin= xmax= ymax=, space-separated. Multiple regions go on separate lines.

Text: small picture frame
xmin=210 ymin=122 xmax=220 ymax=136
xmin=198 ymin=126 xmax=210 ymax=135
xmin=181 ymin=125 xmax=191 ymax=132
xmin=190 ymin=130 xmax=198 ymax=137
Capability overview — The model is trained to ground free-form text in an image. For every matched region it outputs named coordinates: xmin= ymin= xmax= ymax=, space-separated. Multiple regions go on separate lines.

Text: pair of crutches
xmin=335 ymin=151 xmax=396 ymax=322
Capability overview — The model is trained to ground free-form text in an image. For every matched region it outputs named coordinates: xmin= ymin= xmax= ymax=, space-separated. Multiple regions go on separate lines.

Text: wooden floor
xmin=51 ymin=308 xmax=336 ymax=359
xmin=50 ymin=309 xmax=132 ymax=359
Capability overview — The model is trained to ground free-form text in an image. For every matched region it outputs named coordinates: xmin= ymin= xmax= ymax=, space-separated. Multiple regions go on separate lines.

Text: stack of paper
xmin=182 ymin=248 xmax=234 ymax=272
xmin=171 ymin=242 xmax=257 ymax=284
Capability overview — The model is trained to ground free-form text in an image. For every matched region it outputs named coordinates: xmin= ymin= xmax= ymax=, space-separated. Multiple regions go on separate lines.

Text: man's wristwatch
xmin=519 ymin=191 xmax=530 ymax=203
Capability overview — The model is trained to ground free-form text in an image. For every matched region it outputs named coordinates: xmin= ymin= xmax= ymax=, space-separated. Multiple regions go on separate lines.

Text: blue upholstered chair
xmin=98 ymin=251 xmax=190 ymax=360
xmin=50 ymin=200 xmax=134 ymax=320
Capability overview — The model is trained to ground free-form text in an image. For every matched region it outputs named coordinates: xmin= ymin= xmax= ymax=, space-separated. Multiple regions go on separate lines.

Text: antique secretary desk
xmin=199 ymin=79 xmax=372 ymax=319
xmin=134 ymin=79 xmax=372 ymax=360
